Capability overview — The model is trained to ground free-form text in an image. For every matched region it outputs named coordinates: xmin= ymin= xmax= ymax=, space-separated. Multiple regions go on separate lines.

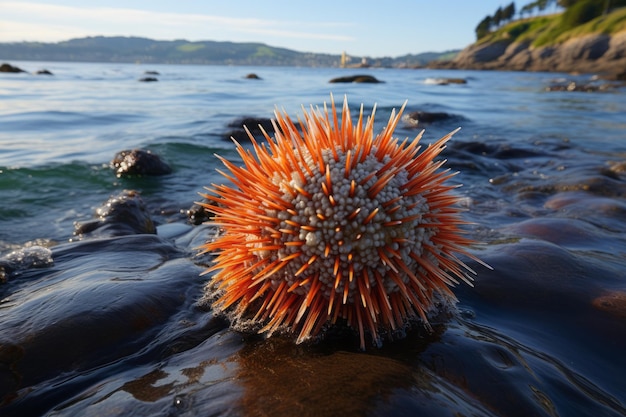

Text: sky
xmin=0 ymin=1 xmax=519 ymax=57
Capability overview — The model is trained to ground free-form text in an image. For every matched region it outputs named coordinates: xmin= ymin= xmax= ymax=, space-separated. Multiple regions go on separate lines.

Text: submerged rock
xmin=35 ymin=69 xmax=53 ymax=75
xmin=110 ymin=149 xmax=172 ymax=177
xmin=593 ymin=291 xmax=626 ymax=320
xmin=138 ymin=77 xmax=158 ymax=82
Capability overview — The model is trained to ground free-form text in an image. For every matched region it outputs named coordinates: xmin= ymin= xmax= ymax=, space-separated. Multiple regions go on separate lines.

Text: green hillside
xmin=478 ymin=4 xmax=626 ymax=48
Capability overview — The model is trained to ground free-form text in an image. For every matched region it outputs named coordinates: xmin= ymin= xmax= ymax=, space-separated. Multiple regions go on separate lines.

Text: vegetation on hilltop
xmin=475 ymin=0 xmax=626 ymax=47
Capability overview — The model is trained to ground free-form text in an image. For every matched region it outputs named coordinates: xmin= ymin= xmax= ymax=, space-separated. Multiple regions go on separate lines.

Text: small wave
xmin=0 ymin=111 xmax=143 ymax=132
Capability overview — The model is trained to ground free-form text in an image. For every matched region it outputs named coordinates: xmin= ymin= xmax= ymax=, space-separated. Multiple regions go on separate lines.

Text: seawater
xmin=1 ymin=61 xmax=625 ymax=416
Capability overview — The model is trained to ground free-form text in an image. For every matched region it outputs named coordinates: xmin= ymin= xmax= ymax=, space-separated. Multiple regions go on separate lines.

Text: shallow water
xmin=1 ymin=62 xmax=625 ymax=416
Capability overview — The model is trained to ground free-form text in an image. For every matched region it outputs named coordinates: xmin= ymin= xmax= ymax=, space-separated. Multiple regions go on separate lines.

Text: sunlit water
xmin=1 ymin=61 xmax=625 ymax=416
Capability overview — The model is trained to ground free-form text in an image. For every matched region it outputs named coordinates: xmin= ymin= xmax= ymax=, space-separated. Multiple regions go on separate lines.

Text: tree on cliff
xmin=504 ymin=2 xmax=517 ymax=21
xmin=475 ymin=15 xmax=494 ymax=39
xmin=493 ymin=7 xmax=504 ymax=27
xmin=519 ymin=0 xmax=559 ymax=16
xmin=475 ymin=2 xmax=517 ymax=39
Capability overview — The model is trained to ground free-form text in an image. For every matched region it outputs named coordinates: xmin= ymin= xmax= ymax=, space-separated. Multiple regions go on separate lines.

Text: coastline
xmin=429 ymin=30 xmax=626 ymax=80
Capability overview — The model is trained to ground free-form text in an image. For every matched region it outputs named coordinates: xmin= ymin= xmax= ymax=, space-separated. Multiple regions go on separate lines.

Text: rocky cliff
xmin=432 ymin=30 xmax=626 ymax=79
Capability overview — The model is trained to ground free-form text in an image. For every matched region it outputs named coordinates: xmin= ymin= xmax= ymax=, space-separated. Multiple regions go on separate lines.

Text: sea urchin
xmin=199 ymin=96 xmax=484 ymax=348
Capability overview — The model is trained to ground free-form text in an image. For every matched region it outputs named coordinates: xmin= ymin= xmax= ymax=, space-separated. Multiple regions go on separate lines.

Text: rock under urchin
xmin=199 ymin=96 xmax=486 ymax=348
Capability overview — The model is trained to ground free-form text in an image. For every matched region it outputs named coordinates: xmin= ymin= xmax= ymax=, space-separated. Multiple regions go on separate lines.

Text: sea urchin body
xmin=200 ymin=96 xmax=483 ymax=348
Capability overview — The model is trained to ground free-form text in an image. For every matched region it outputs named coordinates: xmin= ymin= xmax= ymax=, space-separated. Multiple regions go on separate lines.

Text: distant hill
xmin=0 ymin=36 xmax=457 ymax=68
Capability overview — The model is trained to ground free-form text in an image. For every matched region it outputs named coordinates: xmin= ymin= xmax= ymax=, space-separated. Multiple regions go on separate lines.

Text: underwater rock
xmin=110 ymin=149 xmax=172 ymax=177
xmin=144 ymin=70 xmax=160 ymax=75
xmin=74 ymin=190 xmax=156 ymax=238
xmin=35 ymin=69 xmax=53 ymax=75
xmin=502 ymin=217 xmax=605 ymax=250
xmin=593 ymin=291 xmax=626 ymax=320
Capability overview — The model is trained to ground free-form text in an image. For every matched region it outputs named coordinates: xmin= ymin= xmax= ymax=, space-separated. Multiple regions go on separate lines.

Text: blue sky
xmin=1 ymin=1 xmax=528 ymax=57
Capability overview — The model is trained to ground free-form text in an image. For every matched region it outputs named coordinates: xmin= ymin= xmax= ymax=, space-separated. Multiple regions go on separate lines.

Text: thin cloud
xmin=0 ymin=1 xmax=355 ymax=43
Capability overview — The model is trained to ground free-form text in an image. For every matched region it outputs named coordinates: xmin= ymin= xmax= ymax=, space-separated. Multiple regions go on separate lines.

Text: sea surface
xmin=1 ymin=61 xmax=626 ymax=416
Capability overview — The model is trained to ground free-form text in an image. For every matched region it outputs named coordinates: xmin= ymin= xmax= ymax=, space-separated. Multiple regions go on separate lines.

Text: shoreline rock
xmin=430 ymin=31 xmax=626 ymax=79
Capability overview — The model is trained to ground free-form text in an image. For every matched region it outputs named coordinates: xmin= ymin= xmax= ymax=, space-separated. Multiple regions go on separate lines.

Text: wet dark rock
xmin=186 ymin=203 xmax=211 ymax=225
xmin=245 ymin=73 xmax=261 ymax=79
xmin=403 ymin=111 xmax=458 ymax=127
xmin=144 ymin=70 xmax=160 ymax=75
xmin=513 ymin=173 xmax=626 ymax=198
xmin=1 ymin=224 xmax=625 ymax=416
xmin=545 ymin=80 xmax=615 ymax=92
xmin=462 ymin=240 xmax=600 ymax=313
xmin=0 ymin=233 xmax=203 ymax=415
xmin=110 ymin=149 xmax=172 ymax=177
xmin=0 ymin=245 xmax=53 ymax=283
xmin=329 ymin=74 xmax=383 ymax=83
xmin=0 ymin=63 xmax=26 ymax=73
xmin=74 ymin=190 xmax=156 ymax=238
xmin=503 ymin=217 xmax=605 ymax=250
xmin=544 ymin=192 xmax=626 ymax=227
xmin=224 ymin=116 xmax=277 ymax=142
xmin=35 ymin=69 xmax=53 ymax=75
xmin=138 ymin=77 xmax=158 ymax=82
xmin=607 ymin=160 xmax=626 ymax=175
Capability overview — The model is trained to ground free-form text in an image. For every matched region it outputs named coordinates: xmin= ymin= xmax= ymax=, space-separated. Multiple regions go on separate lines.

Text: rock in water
xmin=110 ymin=149 xmax=172 ymax=177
